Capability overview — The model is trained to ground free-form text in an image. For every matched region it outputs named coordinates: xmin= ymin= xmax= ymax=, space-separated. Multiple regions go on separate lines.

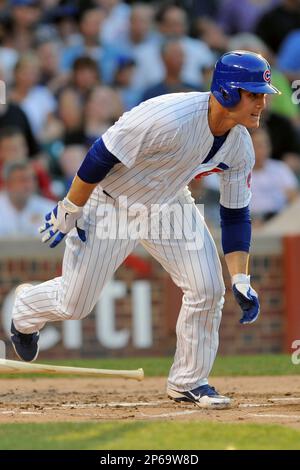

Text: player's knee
xmin=59 ymin=304 xmax=89 ymax=320
xmin=58 ymin=289 xmax=94 ymax=320
xmin=57 ymin=306 xmax=74 ymax=320
xmin=187 ymin=281 xmax=225 ymax=310
xmin=208 ymin=285 xmax=225 ymax=309
xmin=211 ymin=283 xmax=225 ymax=305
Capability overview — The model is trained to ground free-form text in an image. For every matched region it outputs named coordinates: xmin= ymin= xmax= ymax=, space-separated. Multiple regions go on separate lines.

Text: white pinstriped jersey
xmin=100 ymin=92 xmax=255 ymax=209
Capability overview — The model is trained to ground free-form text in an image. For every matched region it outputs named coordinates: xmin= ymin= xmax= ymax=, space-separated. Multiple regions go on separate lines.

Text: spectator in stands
xmin=45 ymin=2 xmax=80 ymax=47
xmin=0 ymin=127 xmax=28 ymax=168
xmin=255 ymin=0 xmax=300 ymax=53
xmin=51 ymin=88 xmax=84 ymax=146
xmin=0 ymin=16 xmax=19 ymax=85
xmin=155 ymin=3 xmax=215 ymax=87
xmin=60 ymin=7 xmax=120 ymax=84
xmin=260 ymin=97 xmax=300 ymax=172
xmin=43 ymin=83 xmax=123 ymax=157
xmin=97 ymin=0 xmax=131 ymax=45
xmin=59 ymin=144 xmax=86 ymax=192
xmin=107 ymin=3 xmax=157 ymax=49
xmin=41 ymin=88 xmax=85 ymax=179
xmin=42 ymin=56 xmax=100 ymax=159
xmin=250 ymin=127 xmax=299 ymax=225
xmin=43 ymin=55 xmax=100 ymax=154
xmin=10 ymin=0 xmax=42 ymax=52
xmin=68 ymin=56 xmax=101 ymax=102
xmin=277 ymin=29 xmax=300 ymax=82
xmin=37 ymin=39 xmax=69 ymax=95
xmin=0 ymin=126 xmax=54 ymax=199
xmin=0 ymin=100 xmax=39 ymax=157
xmin=113 ymin=56 xmax=140 ymax=110
xmin=141 ymin=38 xmax=200 ymax=102
xmin=83 ymin=85 xmax=123 ymax=145
xmin=60 ymin=7 xmax=104 ymax=68
xmin=217 ymin=0 xmax=279 ymax=35
xmin=10 ymin=52 xmax=57 ymax=139
xmin=0 ymin=160 xmax=54 ymax=238
xmin=189 ymin=0 xmax=219 ymax=19
xmin=109 ymin=3 xmax=161 ymax=92
xmin=194 ymin=17 xmax=229 ymax=56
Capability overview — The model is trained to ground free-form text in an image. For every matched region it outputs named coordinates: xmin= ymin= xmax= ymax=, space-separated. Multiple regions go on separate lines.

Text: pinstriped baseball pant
xmin=13 ymin=188 xmax=225 ymax=391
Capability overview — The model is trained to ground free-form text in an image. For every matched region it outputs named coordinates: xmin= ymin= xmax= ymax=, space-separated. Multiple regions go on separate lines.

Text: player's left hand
xmin=232 ymin=273 xmax=260 ymax=324
xmin=39 ymin=197 xmax=86 ymax=248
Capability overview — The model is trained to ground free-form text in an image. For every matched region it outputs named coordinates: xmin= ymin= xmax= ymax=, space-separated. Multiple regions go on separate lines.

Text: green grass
xmin=0 ymin=421 xmax=299 ymax=450
xmin=1 ymin=354 xmax=299 ymax=379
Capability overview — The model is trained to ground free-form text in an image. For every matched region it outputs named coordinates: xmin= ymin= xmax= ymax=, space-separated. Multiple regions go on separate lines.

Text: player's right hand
xmin=39 ymin=197 xmax=86 ymax=248
xmin=232 ymin=273 xmax=260 ymax=325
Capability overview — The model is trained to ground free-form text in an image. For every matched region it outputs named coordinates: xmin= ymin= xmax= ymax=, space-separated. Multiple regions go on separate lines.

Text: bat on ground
xmin=0 ymin=359 xmax=144 ymax=381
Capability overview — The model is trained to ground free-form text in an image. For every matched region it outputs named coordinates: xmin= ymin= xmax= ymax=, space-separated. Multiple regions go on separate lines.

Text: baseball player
xmin=11 ymin=51 xmax=280 ymax=409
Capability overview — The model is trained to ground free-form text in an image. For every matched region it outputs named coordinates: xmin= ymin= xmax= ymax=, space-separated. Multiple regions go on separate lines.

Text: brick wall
xmin=162 ymin=251 xmax=284 ymax=356
xmin=219 ymin=254 xmax=284 ymax=354
xmin=0 ymin=237 xmax=285 ymax=359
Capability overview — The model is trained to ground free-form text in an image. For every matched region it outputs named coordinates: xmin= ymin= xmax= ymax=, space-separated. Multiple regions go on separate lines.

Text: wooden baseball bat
xmin=0 ymin=359 xmax=144 ymax=381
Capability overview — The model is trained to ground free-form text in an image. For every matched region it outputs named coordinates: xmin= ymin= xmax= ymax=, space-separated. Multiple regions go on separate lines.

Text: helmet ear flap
xmin=221 ymin=87 xmax=229 ymax=100
xmin=212 ymin=85 xmax=241 ymax=108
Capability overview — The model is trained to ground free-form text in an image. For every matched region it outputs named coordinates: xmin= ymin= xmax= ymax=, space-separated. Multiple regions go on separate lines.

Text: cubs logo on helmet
xmin=263 ymin=69 xmax=271 ymax=83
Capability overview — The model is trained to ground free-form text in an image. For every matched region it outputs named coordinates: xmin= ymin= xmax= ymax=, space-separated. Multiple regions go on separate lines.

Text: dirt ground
xmin=1 ymin=376 xmax=300 ymax=428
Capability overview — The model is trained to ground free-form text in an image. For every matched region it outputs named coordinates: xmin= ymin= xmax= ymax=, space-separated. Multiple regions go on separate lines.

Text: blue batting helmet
xmin=211 ymin=50 xmax=280 ymax=108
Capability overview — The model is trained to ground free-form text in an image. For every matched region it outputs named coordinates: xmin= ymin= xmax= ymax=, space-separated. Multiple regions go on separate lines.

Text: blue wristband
xmin=220 ymin=204 xmax=251 ymax=254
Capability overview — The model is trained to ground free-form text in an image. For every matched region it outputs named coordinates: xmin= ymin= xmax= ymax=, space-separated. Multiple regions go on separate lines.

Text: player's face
xmin=230 ymin=90 xmax=267 ymax=128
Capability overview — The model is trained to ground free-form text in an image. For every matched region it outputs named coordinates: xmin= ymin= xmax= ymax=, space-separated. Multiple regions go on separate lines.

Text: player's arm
xmin=66 ymin=175 xmax=98 ymax=207
xmin=39 ymin=138 xmax=121 ymax=248
xmin=220 ymin=203 xmax=260 ymax=324
xmin=224 ymin=250 xmax=249 ymax=277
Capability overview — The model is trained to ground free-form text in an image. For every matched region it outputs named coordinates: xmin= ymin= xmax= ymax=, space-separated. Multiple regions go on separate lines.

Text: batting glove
xmin=39 ymin=197 xmax=86 ymax=248
xmin=232 ymin=273 xmax=260 ymax=324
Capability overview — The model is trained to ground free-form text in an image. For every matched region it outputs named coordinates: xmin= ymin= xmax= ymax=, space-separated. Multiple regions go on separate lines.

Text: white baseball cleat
xmin=167 ymin=384 xmax=231 ymax=409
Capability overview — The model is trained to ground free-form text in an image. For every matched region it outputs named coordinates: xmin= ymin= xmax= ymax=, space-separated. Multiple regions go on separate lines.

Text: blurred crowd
xmin=0 ymin=0 xmax=300 ymax=238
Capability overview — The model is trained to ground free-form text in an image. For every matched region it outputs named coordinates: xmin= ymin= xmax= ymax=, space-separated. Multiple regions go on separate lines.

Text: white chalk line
xmin=239 ymin=398 xmax=300 ymax=408
xmin=249 ymin=413 xmax=300 ymax=419
xmin=268 ymin=397 xmax=300 ymax=402
xmin=0 ymin=410 xmax=42 ymax=415
xmin=140 ymin=410 xmax=200 ymax=419
xmin=239 ymin=403 xmax=275 ymax=408
xmin=60 ymin=401 xmax=170 ymax=409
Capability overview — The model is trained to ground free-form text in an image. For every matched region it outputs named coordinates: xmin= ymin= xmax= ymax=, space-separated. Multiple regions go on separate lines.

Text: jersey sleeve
xmin=102 ymin=101 xmax=179 ymax=169
xmin=219 ymin=128 xmax=255 ymax=209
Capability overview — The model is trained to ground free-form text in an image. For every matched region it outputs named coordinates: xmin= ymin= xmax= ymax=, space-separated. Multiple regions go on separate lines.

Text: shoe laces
xmin=197 ymin=384 xmax=217 ymax=397
xmin=206 ymin=385 xmax=216 ymax=392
